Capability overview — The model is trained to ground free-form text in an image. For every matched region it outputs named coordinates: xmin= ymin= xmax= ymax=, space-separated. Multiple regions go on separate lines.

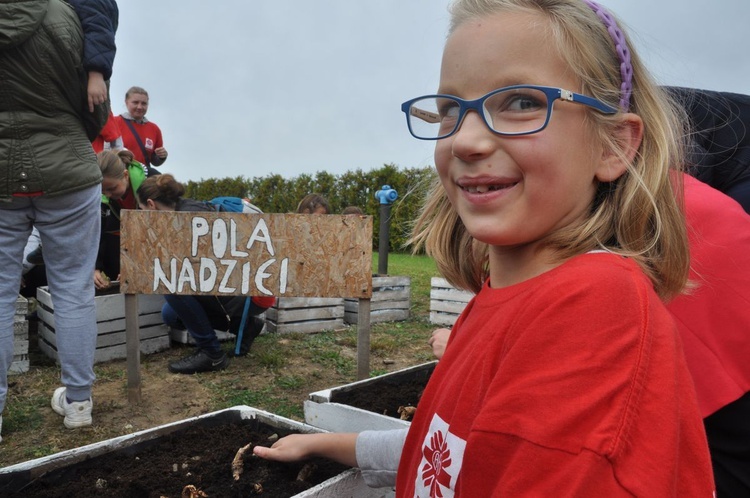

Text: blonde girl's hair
xmin=97 ymin=149 xmax=135 ymax=179
xmin=410 ymin=0 xmax=690 ymax=300
xmin=136 ymin=174 xmax=185 ymax=209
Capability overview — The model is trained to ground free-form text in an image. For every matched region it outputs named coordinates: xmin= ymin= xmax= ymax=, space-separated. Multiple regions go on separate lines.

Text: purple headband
xmin=581 ymin=0 xmax=633 ymax=111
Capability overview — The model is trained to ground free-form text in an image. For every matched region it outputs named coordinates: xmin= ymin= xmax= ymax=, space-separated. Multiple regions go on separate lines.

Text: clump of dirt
xmin=5 ymin=418 xmax=350 ymax=497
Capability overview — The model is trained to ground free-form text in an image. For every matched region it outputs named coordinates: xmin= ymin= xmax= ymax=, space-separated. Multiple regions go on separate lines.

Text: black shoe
xmin=168 ymin=350 xmax=229 ymax=374
xmin=236 ymin=317 xmax=265 ymax=356
xmin=26 ymin=245 xmax=44 ymax=266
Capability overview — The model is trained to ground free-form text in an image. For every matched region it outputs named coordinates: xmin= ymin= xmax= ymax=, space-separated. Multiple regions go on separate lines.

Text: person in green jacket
xmin=0 ymin=0 xmax=115 ymax=439
xmin=95 ymin=149 xmax=156 ymax=290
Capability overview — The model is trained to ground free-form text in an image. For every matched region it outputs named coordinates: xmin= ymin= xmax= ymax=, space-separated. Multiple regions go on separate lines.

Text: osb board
xmin=120 ymin=211 xmax=373 ymax=299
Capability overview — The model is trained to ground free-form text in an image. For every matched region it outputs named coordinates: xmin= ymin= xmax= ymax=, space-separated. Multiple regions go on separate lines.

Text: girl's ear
xmin=595 ymin=113 xmax=644 ymax=182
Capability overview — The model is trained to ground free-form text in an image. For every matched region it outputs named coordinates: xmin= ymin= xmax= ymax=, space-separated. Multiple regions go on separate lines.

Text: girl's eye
xmin=486 ymin=89 xmax=548 ymax=115
xmin=506 ymin=95 xmax=543 ymax=111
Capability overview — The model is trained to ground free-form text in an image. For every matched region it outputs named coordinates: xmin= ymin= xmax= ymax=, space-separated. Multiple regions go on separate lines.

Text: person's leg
xmin=0 ymin=199 xmax=34 ymax=418
xmin=161 ymin=300 xmax=184 ymax=330
xmin=163 ymin=294 xmax=229 ymax=374
xmin=704 ymin=390 xmax=750 ymax=497
xmin=163 ymin=294 xmax=223 ymax=353
xmin=230 ymin=300 xmax=270 ymax=356
xmin=20 ymin=265 xmax=48 ymax=299
xmin=34 ymin=185 xmax=100 ymax=403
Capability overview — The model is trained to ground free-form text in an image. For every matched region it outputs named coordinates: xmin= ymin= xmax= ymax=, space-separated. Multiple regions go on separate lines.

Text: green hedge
xmin=183 ymin=164 xmax=436 ymax=252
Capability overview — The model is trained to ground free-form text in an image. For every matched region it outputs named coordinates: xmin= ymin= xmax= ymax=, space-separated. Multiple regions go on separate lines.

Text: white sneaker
xmin=51 ymin=387 xmax=92 ymax=429
xmin=0 ymin=414 xmax=3 ymax=443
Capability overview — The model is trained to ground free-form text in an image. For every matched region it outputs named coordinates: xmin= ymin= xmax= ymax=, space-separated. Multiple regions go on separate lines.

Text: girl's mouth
xmin=461 ymin=184 xmax=515 ymax=193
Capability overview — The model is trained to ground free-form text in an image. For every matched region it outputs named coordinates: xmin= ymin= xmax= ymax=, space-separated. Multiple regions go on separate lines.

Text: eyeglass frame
xmin=400 ymin=84 xmax=618 ymax=140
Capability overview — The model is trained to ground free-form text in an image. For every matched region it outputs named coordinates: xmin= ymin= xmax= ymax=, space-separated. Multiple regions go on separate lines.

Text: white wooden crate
xmin=0 ymin=406 xmax=389 ymax=497
xmin=9 ymin=296 xmax=29 ymax=375
xmin=429 ymin=277 xmax=474 ymax=326
xmin=344 ymin=275 xmax=410 ymax=324
xmin=304 ymin=362 xmax=437 ymax=432
xmin=36 ymin=287 xmax=170 ymax=364
xmin=266 ymin=297 xmax=345 ymax=334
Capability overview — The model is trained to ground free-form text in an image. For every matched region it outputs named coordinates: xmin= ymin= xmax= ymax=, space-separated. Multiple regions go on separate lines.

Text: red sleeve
xmin=99 ymin=112 xmax=121 ymax=142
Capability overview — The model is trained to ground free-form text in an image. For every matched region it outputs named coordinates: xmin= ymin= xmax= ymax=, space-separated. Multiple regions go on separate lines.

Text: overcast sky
xmin=110 ymin=0 xmax=750 ymax=183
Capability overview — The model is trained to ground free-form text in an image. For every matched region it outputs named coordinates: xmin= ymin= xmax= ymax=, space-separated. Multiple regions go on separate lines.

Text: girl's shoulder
xmin=550 ymin=252 xmax=652 ymax=299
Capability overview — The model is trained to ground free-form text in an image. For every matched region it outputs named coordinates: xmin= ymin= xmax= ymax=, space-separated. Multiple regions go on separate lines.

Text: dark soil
xmin=331 ymin=363 xmax=435 ymax=419
xmin=3 ymin=416 xmax=350 ymax=498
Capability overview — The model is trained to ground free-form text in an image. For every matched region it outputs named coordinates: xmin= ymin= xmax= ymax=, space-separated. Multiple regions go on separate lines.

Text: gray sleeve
xmin=355 ymin=429 xmax=408 ymax=488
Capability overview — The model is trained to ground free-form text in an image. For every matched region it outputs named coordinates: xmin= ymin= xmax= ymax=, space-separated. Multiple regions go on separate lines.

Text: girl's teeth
xmin=466 ymin=185 xmax=496 ymax=193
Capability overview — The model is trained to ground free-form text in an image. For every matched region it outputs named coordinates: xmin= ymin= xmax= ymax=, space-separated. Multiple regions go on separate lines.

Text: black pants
xmin=704 ymin=390 xmax=750 ymax=497
xmin=20 ymin=265 xmax=47 ymax=299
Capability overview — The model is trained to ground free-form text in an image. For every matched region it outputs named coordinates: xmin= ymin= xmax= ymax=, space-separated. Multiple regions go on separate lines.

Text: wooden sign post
xmin=120 ymin=210 xmax=373 ymax=404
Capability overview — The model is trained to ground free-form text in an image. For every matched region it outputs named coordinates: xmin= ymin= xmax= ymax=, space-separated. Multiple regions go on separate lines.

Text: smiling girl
xmin=253 ymin=1 xmax=714 ymax=495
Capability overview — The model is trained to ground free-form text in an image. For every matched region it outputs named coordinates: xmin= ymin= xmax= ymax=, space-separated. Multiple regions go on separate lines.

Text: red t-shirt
xmin=668 ymin=174 xmax=750 ymax=416
xmin=114 ymin=115 xmax=164 ymax=165
xmin=397 ymin=253 xmax=714 ymax=497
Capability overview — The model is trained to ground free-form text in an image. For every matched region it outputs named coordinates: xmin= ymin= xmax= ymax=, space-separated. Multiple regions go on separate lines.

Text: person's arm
xmin=253 ymin=433 xmax=359 ymax=467
xmin=428 ymin=328 xmax=452 ymax=360
xmin=356 ymin=429 xmax=407 ymax=488
xmin=66 ymin=0 xmax=119 ymax=80
xmin=66 ymin=0 xmax=119 ymax=111
xmin=254 ymin=429 xmax=407 ymax=489
xmin=151 ymin=127 xmax=168 ymax=165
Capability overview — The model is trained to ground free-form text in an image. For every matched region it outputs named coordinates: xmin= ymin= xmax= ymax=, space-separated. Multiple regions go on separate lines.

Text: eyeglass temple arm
xmin=410 ymin=106 xmax=441 ymax=123
xmin=560 ymin=89 xmax=617 ymax=114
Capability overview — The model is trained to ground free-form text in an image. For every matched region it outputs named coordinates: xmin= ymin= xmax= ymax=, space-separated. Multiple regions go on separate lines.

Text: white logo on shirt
xmin=145 ymin=138 xmax=154 ymax=150
xmin=413 ymin=414 xmax=466 ymax=498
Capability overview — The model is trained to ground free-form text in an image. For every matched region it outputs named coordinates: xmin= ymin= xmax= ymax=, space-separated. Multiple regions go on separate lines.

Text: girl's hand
xmin=253 ymin=433 xmax=359 ymax=467
xmin=154 ymin=147 xmax=168 ymax=159
xmin=253 ymin=434 xmax=316 ymax=462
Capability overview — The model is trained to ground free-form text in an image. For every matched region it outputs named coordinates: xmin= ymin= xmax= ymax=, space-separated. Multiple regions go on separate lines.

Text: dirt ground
xmin=0 ymin=317 xmax=432 ymax=470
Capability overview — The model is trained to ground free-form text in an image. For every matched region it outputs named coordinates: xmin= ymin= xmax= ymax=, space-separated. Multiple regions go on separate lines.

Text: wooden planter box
xmin=266 ymin=297 xmax=345 ymax=334
xmin=36 ymin=286 xmax=170 ymax=364
xmin=9 ymin=296 xmax=29 ymax=375
xmin=344 ymin=275 xmax=410 ymax=325
xmin=0 ymin=406 xmax=387 ymax=497
xmin=429 ymin=277 xmax=474 ymax=326
xmin=304 ymin=361 xmax=437 ymax=432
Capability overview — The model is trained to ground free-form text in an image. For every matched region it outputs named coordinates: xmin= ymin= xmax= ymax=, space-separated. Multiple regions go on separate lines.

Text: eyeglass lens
xmin=407 ymin=87 xmax=551 ymax=139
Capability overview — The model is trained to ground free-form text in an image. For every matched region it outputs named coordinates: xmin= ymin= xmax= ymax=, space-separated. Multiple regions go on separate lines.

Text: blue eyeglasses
xmin=401 ymin=85 xmax=617 ymax=140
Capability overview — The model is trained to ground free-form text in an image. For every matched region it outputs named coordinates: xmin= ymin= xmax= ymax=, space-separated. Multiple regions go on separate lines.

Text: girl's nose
xmin=450 ymin=111 xmax=495 ymax=161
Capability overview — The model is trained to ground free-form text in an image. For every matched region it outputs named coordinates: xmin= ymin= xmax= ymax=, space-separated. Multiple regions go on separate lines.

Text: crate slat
xmin=36 ymin=287 xmax=170 ymax=364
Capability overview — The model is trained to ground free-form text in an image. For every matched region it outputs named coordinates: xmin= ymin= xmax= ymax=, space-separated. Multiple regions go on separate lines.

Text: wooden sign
xmin=120 ymin=211 xmax=373 ymax=299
